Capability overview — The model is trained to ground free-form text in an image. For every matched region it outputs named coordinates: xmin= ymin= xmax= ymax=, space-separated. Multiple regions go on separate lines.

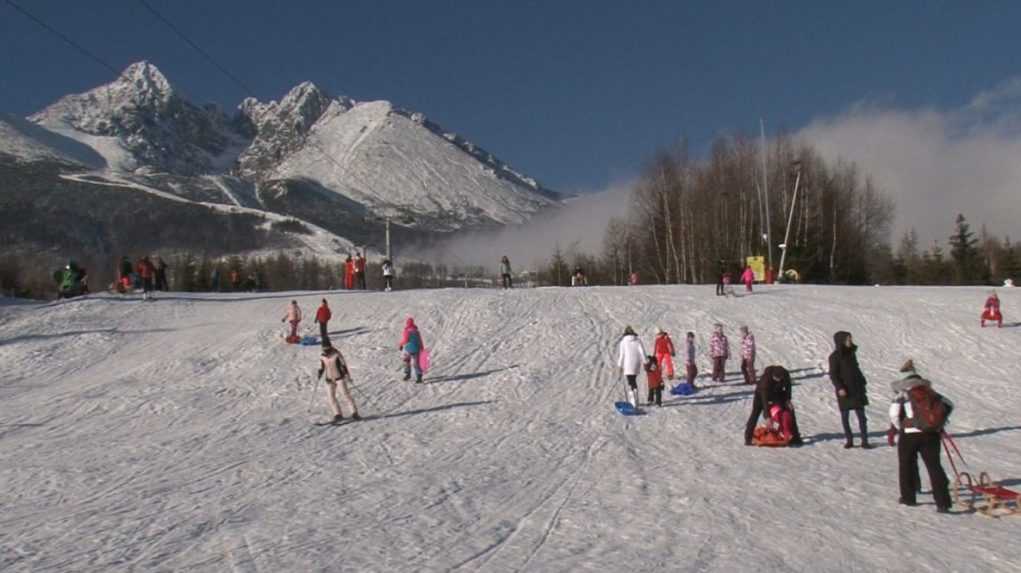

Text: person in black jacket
xmin=744 ymin=365 xmax=803 ymax=446
xmin=715 ymin=259 xmax=726 ymax=296
xmin=829 ymin=331 xmax=870 ymax=449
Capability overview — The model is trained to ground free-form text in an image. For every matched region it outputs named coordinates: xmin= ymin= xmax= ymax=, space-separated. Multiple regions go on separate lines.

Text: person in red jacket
xmin=136 ymin=256 xmax=156 ymax=301
xmin=645 ymin=355 xmax=664 ymax=407
xmin=355 ymin=252 xmax=367 ymax=290
xmin=981 ymin=291 xmax=1003 ymax=328
xmin=653 ymin=327 xmax=676 ymax=379
xmin=343 ymin=255 xmax=354 ymax=290
xmin=315 ymin=299 xmax=332 ymax=345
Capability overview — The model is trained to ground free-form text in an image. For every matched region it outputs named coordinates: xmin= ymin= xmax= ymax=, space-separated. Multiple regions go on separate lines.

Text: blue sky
xmin=4 ymin=0 xmax=1021 ymax=195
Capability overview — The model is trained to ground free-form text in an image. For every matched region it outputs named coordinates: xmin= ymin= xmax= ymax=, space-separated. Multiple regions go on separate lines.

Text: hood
xmin=405 ymin=317 xmax=417 ymax=329
xmin=834 ymin=331 xmax=854 ymax=351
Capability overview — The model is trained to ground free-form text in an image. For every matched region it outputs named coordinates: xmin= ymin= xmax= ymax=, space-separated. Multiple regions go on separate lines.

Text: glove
xmin=887 ymin=426 xmax=897 ymax=447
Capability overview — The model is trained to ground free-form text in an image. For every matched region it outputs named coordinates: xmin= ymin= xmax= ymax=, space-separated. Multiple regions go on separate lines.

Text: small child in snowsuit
xmin=739 ymin=325 xmax=756 ymax=385
xmin=645 ymin=355 xmax=664 ymax=407
xmin=653 ymin=327 xmax=676 ymax=379
xmin=685 ymin=332 xmax=698 ymax=389
xmin=709 ymin=324 xmax=730 ymax=383
xmin=981 ymin=291 xmax=1002 ymax=328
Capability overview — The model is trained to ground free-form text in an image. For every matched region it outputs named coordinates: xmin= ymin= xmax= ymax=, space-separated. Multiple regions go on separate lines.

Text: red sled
xmin=751 ymin=426 xmax=790 ymax=447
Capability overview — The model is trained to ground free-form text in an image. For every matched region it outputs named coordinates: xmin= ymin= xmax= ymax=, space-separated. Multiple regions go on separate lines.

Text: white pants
xmin=326 ymin=376 xmax=357 ymax=416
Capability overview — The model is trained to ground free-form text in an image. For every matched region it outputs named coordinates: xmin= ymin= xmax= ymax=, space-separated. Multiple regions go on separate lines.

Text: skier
xmin=500 ymin=256 xmax=512 ymax=289
xmin=981 ymin=291 xmax=1003 ymax=328
xmin=887 ymin=360 xmax=953 ymax=513
xmin=684 ymin=331 xmax=698 ymax=389
xmin=745 ymin=365 xmax=803 ymax=446
xmin=739 ymin=325 xmax=756 ymax=385
xmin=315 ymin=298 xmax=332 ymax=346
xmin=399 ymin=316 xmax=425 ymax=383
xmin=829 ymin=331 xmax=871 ymax=449
xmin=741 ymin=265 xmax=755 ymax=293
xmin=616 ymin=326 xmax=647 ymax=407
xmin=355 ymin=252 xmax=367 ymax=290
xmin=382 ymin=259 xmax=394 ymax=292
xmin=317 ymin=343 xmax=360 ymax=423
xmin=136 ymin=256 xmax=156 ymax=300
xmin=653 ymin=327 xmax=676 ymax=379
xmin=281 ymin=300 xmax=302 ymax=342
xmin=645 ymin=355 xmax=664 ymax=407
xmin=709 ymin=323 xmax=730 ymax=383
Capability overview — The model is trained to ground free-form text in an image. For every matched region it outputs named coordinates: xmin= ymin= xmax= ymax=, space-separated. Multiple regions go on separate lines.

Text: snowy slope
xmin=2 ymin=285 xmax=1019 ymax=572
xmin=0 ymin=113 xmax=106 ymax=168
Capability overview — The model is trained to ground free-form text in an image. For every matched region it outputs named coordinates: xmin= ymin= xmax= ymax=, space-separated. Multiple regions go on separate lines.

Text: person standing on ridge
xmin=828 ymin=331 xmax=871 ymax=449
xmin=709 ymin=323 xmax=730 ymax=383
xmin=500 ymin=256 xmax=513 ymax=289
xmin=715 ymin=259 xmax=726 ymax=296
xmin=382 ymin=259 xmax=394 ymax=292
xmin=355 ymin=252 xmax=367 ymax=290
xmin=315 ymin=299 xmax=332 ymax=346
xmin=136 ymin=256 xmax=156 ymax=301
xmin=317 ymin=343 xmax=360 ymax=423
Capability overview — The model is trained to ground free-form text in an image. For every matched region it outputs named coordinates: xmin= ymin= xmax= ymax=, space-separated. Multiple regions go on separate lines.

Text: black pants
xmin=319 ymin=321 xmax=330 ymax=346
xmin=356 ymin=272 xmax=366 ymax=290
xmin=647 ymin=387 xmax=662 ymax=406
xmin=898 ymin=431 xmax=951 ymax=509
xmin=502 ymin=274 xmax=512 ymax=289
xmin=840 ymin=408 xmax=868 ymax=443
xmin=384 ymin=276 xmax=393 ymax=290
xmin=716 ymin=278 xmax=724 ymax=296
xmin=741 ymin=359 xmax=755 ymax=385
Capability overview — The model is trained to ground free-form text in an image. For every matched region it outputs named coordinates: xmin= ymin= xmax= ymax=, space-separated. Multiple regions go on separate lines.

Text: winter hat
xmin=739 ymin=325 xmax=749 ymax=334
xmin=899 ymin=359 xmax=916 ymax=374
xmin=623 ymin=325 xmax=636 ymax=336
xmin=655 ymin=327 xmax=664 ymax=335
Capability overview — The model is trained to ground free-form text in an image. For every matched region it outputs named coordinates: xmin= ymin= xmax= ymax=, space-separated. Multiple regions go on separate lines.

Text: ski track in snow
xmin=1 ymin=285 xmax=1019 ymax=572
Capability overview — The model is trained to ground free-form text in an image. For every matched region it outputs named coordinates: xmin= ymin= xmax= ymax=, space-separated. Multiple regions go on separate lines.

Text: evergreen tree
xmin=549 ymin=244 xmax=568 ymax=286
xmin=895 ymin=228 xmax=920 ymax=284
xmin=948 ymin=214 xmax=980 ymax=284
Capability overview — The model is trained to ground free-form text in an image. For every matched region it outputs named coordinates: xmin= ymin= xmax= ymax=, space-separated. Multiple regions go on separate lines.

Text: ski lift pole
xmin=777 ymin=161 xmax=802 ymax=279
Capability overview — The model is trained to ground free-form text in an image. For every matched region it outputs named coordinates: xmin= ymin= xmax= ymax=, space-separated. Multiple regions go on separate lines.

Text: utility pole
xmin=384 ymin=217 xmax=391 ymax=262
xmin=777 ymin=160 xmax=802 ymax=280
xmin=761 ymin=119 xmax=773 ymax=273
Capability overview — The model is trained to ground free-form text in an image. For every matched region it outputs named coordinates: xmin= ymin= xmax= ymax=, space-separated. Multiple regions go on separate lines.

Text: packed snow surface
xmin=1 ymin=285 xmax=1019 ymax=572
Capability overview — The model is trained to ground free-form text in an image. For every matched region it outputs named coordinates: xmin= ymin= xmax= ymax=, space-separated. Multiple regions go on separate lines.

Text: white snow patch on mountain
xmin=0 ymin=113 xmax=106 ymax=167
xmin=1 ymin=285 xmax=1018 ymax=571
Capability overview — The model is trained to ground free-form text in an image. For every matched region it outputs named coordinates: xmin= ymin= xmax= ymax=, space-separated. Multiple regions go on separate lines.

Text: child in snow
xmin=739 ymin=326 xmax=756 ymax=385
xmin=653 ymin=327 xmax=676 ymax=379
xmin=981 ymin=291 xmax=1002 ymax=328
xmin=382 ymin=259 xmax=394 ymax=292
xmin=282 ymin=300 xmax=302 ymax=341
xmin=709 ymin=324 xmax=730 ymax=383
xmin=685 ymin=332 xmax=698 ymax=389
xmin=617 ymin=325 xmax=647 ymax=406
xmin=741 ymin=265 xmax=755 ymax=293
xmin=317 ymin=343 xmax=359 ymax=423
xmin=645 ymin=355 xmax=664 ymax=407
xmin=315 ymin=299 xmax=332 ymax=345
xmin=399 ymin=317 xmax=426 ymax=383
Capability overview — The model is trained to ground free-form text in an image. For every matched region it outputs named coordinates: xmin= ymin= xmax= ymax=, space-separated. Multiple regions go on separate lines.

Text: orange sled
xmin=752 ymin=426 xmax=790 ymax=447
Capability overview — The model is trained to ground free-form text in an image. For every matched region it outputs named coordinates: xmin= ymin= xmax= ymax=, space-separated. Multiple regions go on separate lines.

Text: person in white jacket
xmin=887 ymin=359 xmax=953 ymax=513
xmin=617 ymin=326 xmax=647 ymax=406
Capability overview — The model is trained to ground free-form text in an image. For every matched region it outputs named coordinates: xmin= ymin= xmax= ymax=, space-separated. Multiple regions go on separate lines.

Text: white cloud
xmin=797 ymin=80 xmax=1021 ymax=245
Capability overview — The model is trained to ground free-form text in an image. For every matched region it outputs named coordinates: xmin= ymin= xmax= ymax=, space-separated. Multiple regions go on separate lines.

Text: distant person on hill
xmin=136 ymin=256 xmax=156 ymax=301
xmin=382 ymin=259 xmax=394 ymax=292
xmin=119 ymin=256 xmax=134 ymax=293
xmin=645 ymin=355 xmax=664 ymax=407
xmin=343 ymin=255 xmax=354 ymax=290
xmin=684 ymin=331 xmax=698 ymax=389
xmin=399 ymin=316 xmax=426 ymax=383
xmin=355 ymin=252 xmax=367 ymax=290
xmin=981 ymin=291 xmax=1002 ymax=328
xmin=887 ymin=359 xmax=952 ymax=513
xmin=739 ymin=325 xmax=756 ymax=385
xmin=317 ymin=343 xmax=360 ymax=423
xmin=829 ymin=331 xmax=871 ymax=449
xmin=716 ymin=259 xmax=726 ymax=296
xmin=653 ymin=327 xmax=676 ymax=380
xmin=230 ymin=269 xmax=241 ymax=291
xmin=741 ymin=265 xmax=755 ymax=293
xmin=154 ymin=256 xmax=169 ymax=291
xmin=500 ymin=256 xmax=512 ymax=289
xmin=616 ymin=326 xmax=647 ymax=407
xmin=315 ymin=298 xmax=332 ymax=345
xmin=282 ymin=300 xmax=302 ymax=341
xmin=709 ymin=323 xmax=730 ymax=382
xmin=745 ymin=365 xmax=802 ymax=446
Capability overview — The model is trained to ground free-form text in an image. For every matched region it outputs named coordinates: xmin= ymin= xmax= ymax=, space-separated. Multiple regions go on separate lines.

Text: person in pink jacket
xmin=982 ymin=291 xmax=1003 ymax=328
xmin=399 ymin=317 xmax=426 ymax=383
xmin=709 ymin=323 xmax=730 ymax=383
xmin=741 ymin=266 xmax=755 ymax=293
xmin=739 ymin=325 xmax=756 ymax=385
xmin=281 ymin=300 xmax=302 ymax=340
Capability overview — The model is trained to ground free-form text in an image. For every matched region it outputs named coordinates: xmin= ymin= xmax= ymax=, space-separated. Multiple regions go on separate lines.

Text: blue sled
xmin=671 ymin=383 xmax=696 ymax=396
xmin=300 ymin=336 xmax=320 ymax=346
xmin=614 ymin=401 xmax=643 ymax=416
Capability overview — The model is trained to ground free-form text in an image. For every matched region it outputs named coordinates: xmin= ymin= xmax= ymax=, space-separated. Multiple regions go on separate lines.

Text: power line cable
xmin=5 ymin=0 xmax=119 ymax=75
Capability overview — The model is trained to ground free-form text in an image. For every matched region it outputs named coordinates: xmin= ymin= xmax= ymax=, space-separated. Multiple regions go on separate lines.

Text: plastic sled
xmin=671 ymin=383 xmax=696 ymax=396
xmin=419 ymin=349 xmax=431 ymax=374
xmin=751 ymin=426 xmax=790 ymax=447
xmin=300 ymin=336 xmax=320 ymax=346
xmin=614 ymin=401 xmax=643 ymax=416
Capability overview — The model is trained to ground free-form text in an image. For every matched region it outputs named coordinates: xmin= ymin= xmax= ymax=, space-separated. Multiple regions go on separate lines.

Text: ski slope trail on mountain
xmin=1 ymin=286 xmax=1018 ymax=572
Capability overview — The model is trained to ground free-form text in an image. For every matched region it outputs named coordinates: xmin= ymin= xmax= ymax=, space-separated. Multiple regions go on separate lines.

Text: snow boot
xmin=332 ymin=414 xmax=344 ymax=423
xmin=351 ymin=413 xmax=361 ymax=421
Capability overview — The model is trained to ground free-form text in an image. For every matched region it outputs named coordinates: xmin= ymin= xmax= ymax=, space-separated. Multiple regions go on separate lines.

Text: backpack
xmin=906 ymin=385 xmax=947 ymax=433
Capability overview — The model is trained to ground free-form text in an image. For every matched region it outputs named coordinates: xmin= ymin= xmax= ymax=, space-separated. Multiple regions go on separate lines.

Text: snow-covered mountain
xmin=13 ymin=61 xmax=559 ymax=231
